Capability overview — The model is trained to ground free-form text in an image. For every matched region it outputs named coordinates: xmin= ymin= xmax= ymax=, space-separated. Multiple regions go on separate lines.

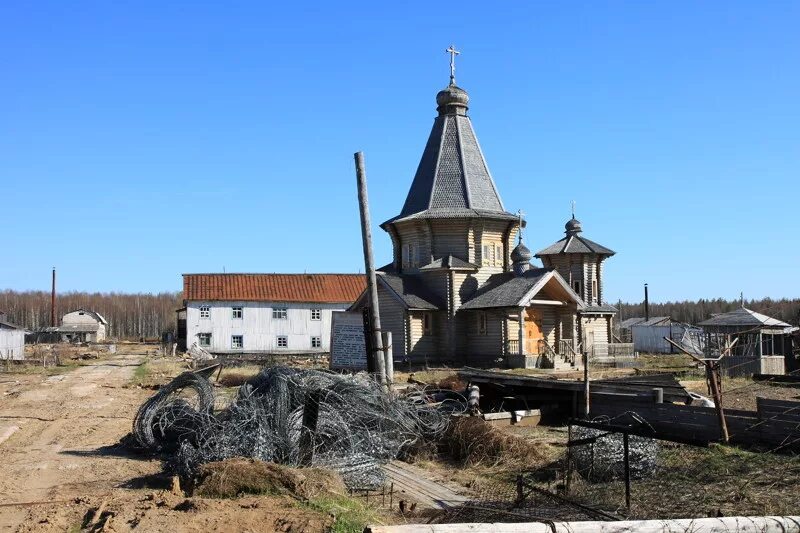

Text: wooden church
xmin=353 ymin=59 xmax=616 ymax=369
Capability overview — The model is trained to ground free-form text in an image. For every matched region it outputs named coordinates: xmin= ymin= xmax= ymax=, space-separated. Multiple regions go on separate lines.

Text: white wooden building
xmin=0 ymin=312 xmax=25 ymax=360
xmin=182 ymin=274 xmax=366 ymax=354
xmin=58 ymin=309 xmax=108 ymax=342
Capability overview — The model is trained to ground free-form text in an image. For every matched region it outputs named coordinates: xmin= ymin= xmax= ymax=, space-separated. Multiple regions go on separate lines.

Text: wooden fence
xmin=590 ymin=393 xmax=800 ymax=449
xmin=720 ymin=356 xmax=785 ymax=378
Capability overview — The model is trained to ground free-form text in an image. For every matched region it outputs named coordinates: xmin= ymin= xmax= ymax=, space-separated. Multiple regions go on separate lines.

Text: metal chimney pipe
xmin=644 ymin=283 xmax=650 ymax=321
xmin=51 ymin=267 xmax=57 ymax=327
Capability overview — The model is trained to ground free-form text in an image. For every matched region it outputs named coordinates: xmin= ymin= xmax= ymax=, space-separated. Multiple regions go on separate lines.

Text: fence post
xmin=565 ymin=424 xmax=573 ymax=495
xmin=623 ymin=432 xmax=631 ymax=510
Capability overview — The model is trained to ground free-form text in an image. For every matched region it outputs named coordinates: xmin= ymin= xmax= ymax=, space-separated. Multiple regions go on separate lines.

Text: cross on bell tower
xmin=446 ymin=45 xmax=460 ymax=85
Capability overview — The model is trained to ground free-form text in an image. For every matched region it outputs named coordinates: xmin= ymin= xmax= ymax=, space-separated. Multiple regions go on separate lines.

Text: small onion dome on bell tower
xmin=565 ymin=215 xmax=583 ymax=236
xmin=511 ymin=240 xmax=533 ymax=276
xmin=436 ymin=84 xmax=469 ymax=116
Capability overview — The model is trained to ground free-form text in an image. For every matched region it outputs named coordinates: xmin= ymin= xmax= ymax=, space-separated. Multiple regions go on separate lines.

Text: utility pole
xmin=50 ymin=267 xmax=56 ymax=327
xmin=644 ymin=283 xmax=649 ymax=322
xmin=354 ymin=152 xmax=387 ymax=388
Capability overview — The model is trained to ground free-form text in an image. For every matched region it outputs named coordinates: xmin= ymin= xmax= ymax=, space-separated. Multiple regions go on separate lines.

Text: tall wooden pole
xmin=354 ymin=152 xmax=387 ymax=386
xmin=582 ymin=350 xmax=590 ymax=418
xmin=51 ymin=267 xmax=56 ymax=327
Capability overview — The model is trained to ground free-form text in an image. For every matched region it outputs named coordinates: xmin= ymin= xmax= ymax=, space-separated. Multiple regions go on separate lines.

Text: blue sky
xmin=1 ymin=1 xmax=798 ymax=303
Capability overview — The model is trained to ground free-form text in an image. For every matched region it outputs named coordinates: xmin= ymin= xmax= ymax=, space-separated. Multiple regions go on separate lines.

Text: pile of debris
xmin=131 ymin=367 xmax=465 ymax=489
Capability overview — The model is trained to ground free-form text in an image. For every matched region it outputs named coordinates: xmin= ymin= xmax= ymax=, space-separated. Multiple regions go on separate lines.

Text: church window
xmin=592 ymin=280 xmax=598 ymax=301
xmin=482 ymin=242 xmax=503 ymax=267
xmin=402 ymin=243 xmax=419 ymax=269
xmin=423 ymin=313 xmax=432 ymax=334
xmin=476 ymin=312 xmax=487 ymax=335
xmin=572 ymin=280 xmax=582 ymax=296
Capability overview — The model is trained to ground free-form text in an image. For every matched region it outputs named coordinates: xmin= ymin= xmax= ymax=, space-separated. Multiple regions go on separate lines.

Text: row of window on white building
xmin=198 ymin=306 xmax=322 ymax=321
xmin=198 ymin=333 xmax=323 ymax=349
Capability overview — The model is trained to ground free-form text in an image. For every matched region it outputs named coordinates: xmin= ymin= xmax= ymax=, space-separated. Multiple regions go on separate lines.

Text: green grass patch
xmin=302 ymin=495 xmax=383 ymax=533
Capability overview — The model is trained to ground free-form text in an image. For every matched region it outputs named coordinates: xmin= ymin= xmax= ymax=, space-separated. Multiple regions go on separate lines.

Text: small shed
xmin=618 ymin=316 xmax=670 ymax=343
xmin=58 ymin=309 xmax=108 ymax=342
xmin=0 ymin=313 xmax=26 ymax=360
xmin=698 ymin=307 xmax=791 ymax=376
xmin=628 ymin=317 xmax=704 ymax=355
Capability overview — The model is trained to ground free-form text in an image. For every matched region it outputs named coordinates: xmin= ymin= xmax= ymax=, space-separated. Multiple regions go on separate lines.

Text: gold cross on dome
xmin=446 ymin=45 xmax=460 ymax=85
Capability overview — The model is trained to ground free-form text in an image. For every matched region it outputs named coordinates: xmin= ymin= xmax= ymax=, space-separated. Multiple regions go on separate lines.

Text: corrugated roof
xmin=621 ymin=316 xmax=671 ymax=328
xmin=697 ymin=307 xmax=791 ymax=328
xmin=183 ymin=274 xmax=367 ymax=303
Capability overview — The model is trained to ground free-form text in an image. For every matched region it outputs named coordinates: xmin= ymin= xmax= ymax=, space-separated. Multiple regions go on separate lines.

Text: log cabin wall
xmin=376 ymin=286 xmax=408 ymax=358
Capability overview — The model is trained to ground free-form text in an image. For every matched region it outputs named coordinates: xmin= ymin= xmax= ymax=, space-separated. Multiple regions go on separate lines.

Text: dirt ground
xmin=0 ymin=345 xmax=335 ymax=532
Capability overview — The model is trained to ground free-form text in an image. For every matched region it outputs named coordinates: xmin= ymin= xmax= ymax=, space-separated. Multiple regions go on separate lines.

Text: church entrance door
xmin=525 ymin=308 xmax=543 ymax=354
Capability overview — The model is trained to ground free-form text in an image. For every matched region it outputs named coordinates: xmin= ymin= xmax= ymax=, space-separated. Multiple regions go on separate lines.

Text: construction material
xmin=130 ymin=367 xmax=464 ymax=489
xmin=366 ymin=516 xmax=800 ymax=533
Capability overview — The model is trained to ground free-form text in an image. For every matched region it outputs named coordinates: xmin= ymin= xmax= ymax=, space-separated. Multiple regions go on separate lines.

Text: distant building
xmin=0 ymin=312 xmax=25 ymax=360
xmin=58 ymin=309 xmax=108 ymax=342
xmin=181 ymin=273 xmax=366 ymax=354
xmin=619 ymin=316 xmax=703 ymax=354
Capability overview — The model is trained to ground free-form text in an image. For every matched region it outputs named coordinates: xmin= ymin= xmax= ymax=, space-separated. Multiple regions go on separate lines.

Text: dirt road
xmin=0 ymin=348 xmax=331 ymax=532
xmin=0 ymin=348 xmax=158 ymax=529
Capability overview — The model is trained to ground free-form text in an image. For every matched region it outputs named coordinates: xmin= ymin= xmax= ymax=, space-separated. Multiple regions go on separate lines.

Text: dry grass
xmin=129 ymin=357 xmax=189 ymax=388
xmin=445 ymin=416 xmax=549 ymax=467
xmin=566 ymin=442 xmax=800 ymax=518
xmin=194 ymin=459 xmax=346 ymax=500
xmin=216 ymin=365 xmax=261 ymax=388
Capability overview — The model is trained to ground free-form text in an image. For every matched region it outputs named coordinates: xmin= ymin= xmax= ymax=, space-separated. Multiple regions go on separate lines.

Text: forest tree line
xmin=1 ymin=290 xmax=798 ymax=340
xmin=616 ymin=297 xmax=800 ymax=326
xmin=0 ymin=290 xmax=182 ymax=340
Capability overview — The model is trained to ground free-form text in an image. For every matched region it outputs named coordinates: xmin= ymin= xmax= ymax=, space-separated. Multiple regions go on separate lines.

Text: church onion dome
xmin=511 ymin=240 xmax=533 ymax=276
xmin=565 ymin=216 xmax=582 ymax=235
xmin=511 ymin=241 xmax=532 ymax=263
xmin=436 ymin=84 xmax=469 ymax=115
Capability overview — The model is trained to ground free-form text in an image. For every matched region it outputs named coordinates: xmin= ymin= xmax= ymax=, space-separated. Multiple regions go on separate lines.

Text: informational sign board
xmin=329 ymin=311 xmax=367 ymax=370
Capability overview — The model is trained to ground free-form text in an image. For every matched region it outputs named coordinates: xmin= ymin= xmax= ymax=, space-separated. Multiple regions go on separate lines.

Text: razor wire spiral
xmin=132 ymin=367 xmax=465 ymax=489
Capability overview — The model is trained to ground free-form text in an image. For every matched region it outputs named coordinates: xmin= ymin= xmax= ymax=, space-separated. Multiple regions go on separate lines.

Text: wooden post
xmin=565 ymin=424 xmax=572 ymax=495
xmin=354 ymin=152 xmax=386 ymax=386
xmin=299 ymin=389 xmax=321 ymax=466
xmin=382 ymin=331 xmax=394 ymax=391
xmin=664 ymin=337 xmax=729 ymax=443
xmin=623 ymin=432 xmax=631 ymax=510
xmin=582 ymin=350 xmax=590 ymax=418
xmin=518 ymin=307 xmax=525 ymax=358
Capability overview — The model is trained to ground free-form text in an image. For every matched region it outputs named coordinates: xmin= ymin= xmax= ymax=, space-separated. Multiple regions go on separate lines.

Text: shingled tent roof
xmin=698 ymin=307 xmax=791 ymax=328
xmin=382 ymin=83 xmax=517 ymax=228
xmin=535 ymin=216 xmax=615 ymax=257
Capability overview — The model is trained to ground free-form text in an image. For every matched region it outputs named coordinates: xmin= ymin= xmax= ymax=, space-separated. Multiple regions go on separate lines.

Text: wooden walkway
xmin=382 ymin=461 xmax=470 ymax=510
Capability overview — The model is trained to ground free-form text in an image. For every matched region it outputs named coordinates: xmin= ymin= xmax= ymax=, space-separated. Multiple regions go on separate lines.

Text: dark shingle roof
xmin=382 ymin=88 xmax=517 ymax=227
xmin=698 ymin=307 xmax=790 ymax=328
xmin=378 ymin=273 xmax=443 ymax=310
xmin=459 ymin=269 xmax=552 ymax=310
xmin=536 ymin=234 xmax=615 ymax=256
xmin=418 ymin=255 xmax=479 ymax=271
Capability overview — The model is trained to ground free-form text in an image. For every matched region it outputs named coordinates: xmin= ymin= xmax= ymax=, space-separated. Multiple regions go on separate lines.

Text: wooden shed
xmin=0 ymin=313 xmax=26 ymax=360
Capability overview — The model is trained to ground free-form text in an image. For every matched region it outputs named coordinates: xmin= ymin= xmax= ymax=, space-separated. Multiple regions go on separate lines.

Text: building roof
xmin=57 ymin=323 xmax=100 ymax=333
xmin=183 ymin=274 xmax=367 ymax=304
xmin=536 ymin=216 xmax=615 ymax=257
xmin=418 ymin=255 xmax=479 ymax=271
xmin=459 ymin=268 xmax=584 ymax=310
xmin=377 ymin=273 xmax=443 ymax=310
xmin=697 ymin=307 xmax=791 ymax=328
xmin=65 ymin=308 xmax=108 ymax=325
xmin=620 ymin=316 xmax=672 ymax=328
xmin=582 ymin=304 xmax=619 ymax=314
xmin=0 ymin=318 xmax=25 ymax=331
xmin=382 ymin=84 xmax=517 ymax=228
xmin=536 ymin=234 xmax=616 ymax=256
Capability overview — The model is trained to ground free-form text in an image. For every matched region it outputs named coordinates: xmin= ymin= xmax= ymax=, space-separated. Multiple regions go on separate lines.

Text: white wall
xmin=185 ymin=301 xmax=348 ymax=353
xmin=0 ymin=329 xmax=25 ymax=360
